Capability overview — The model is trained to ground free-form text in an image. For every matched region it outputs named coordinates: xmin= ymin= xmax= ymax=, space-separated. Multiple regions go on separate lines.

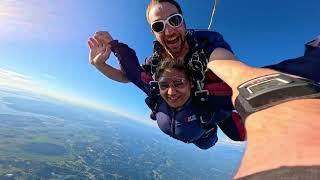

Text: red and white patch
xmin=184 ymin=114 xmax=197 ymax=123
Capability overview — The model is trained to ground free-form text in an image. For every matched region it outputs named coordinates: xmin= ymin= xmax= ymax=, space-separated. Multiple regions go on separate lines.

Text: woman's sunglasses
xmin=151 ymin=14 xmax=184 ymax=33
xmin=158 ymin=77 xmax=188 ymax=90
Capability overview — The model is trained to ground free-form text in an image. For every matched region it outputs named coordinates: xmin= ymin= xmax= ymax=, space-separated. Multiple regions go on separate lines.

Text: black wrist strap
xmin=235 ymin=76 xmax=320 ymax=121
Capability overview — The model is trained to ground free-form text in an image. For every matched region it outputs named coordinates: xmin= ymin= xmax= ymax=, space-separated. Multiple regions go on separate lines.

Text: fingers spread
xmin=88 ymin=39 xmax=94 ymax=49
xmin=103 ymin=46 xmax=111 ymax=59
xmin=95 ymin=31 xmax=112 ymax=44
xmin=89 ymin=37 xmax=99 ymax=47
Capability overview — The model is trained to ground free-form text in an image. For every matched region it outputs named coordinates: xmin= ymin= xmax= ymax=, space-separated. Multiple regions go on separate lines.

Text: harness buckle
xmin=199 ymin=115 xmax=207 ymax=124
xmin=194 ymin=80 xmax=208 ymax=102
xmin=195 ymin=90 xmax=209 ymax=97
xmin=193 ymin=71 xmax=206 ymax=82
xmin=189 ymin=51 xmax=205 ymax=71
xmin=190 ymin=60 xmax=203 ymax=71
xmin=149 ymin=80 xmax=158 ymax=88
xmin=150 ymin=58 xmax=159 ymax=74
xmin=199 ymin=114 xmax=212 ymax=128
xmin=146 ymin=81 xmax=160 ymax=117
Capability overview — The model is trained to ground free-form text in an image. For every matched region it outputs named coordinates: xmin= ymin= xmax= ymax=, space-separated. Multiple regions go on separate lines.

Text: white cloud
xmin=0 ymin=69 xmax=35 ymax=87
xmin=0 ymin=0 xmax=75 ymax=41
xmin=0 ymin=68 xmax=155 ymax=127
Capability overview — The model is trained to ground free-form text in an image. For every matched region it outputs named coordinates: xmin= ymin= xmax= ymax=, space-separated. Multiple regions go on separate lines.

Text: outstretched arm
xmin=209 ymin=47 xmax=238 ymax=61
xmin=110 ymin=41 xmax=150 ymax=95
xmin=88 ymin=32 xmax=129 ymax=83
xmin=94 ymin=31 xmax=150 ymax=94
xmin=208 ymin=60 xmax=320 ymax=179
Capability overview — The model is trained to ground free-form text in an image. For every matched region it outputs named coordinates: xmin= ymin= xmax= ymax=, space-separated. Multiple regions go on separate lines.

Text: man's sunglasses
xmin=151 ymin=14 xmax=184 ymax=33
xmin=158 ymin=77 xmax=188 ymax=90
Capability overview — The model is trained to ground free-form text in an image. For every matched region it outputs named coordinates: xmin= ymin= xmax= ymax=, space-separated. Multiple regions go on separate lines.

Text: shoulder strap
xmin=143 ymin=41 xmax=163 ymax=119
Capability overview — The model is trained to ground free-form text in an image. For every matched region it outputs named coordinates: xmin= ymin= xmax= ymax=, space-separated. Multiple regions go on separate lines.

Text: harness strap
xmin=186 ymin=30 xmax=214 ymax=129
xmin=145 ymin=80 xmax=160 ymax=120
xmin=150 ymin=41 xmax=161 ymax=75
xmin=143 ymin=41 xmax=163 ymax=119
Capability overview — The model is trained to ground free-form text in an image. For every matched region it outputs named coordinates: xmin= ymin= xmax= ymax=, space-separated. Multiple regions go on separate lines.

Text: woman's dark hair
xmin=155 ymin=58 xmax=191 ymax=81
xmin=146 ymin=0 xmax=183 ymax=23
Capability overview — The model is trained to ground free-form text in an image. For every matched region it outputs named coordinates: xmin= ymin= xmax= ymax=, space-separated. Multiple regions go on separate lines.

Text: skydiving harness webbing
xmin=144 ymin=30 xmax=216 ymax=130
xmin=144 ymin=41 xmax=161 ymax=120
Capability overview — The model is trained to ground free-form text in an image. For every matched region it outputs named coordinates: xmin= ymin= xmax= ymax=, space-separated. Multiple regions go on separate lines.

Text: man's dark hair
xmin=146 ymin=0 xmax=183 ymax=23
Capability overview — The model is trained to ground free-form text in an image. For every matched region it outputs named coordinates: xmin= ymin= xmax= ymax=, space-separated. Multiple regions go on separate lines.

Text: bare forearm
xmin=95 ymin=63 xmax=129 ymax=83
xmin=208 ymin=60 xmax=320 ymax=178
xmin=237 ymin=99 xmax=320 ymax=178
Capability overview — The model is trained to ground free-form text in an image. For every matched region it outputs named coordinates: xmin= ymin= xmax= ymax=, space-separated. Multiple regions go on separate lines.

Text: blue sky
xmin=0 ymin=0 xmax=319 ymax=123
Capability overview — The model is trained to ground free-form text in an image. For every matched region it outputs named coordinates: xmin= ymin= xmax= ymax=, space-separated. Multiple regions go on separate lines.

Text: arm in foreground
xmin=207 ymin=60 xmax=320 ymax=179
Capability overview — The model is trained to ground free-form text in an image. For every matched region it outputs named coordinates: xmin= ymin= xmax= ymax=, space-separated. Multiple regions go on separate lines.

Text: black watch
xmin=235 ymin=73 xmax=320 ymax=120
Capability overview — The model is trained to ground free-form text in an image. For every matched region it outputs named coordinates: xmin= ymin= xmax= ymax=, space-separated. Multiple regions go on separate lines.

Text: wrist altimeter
xmin=235 ymin=73 xmax=320 ymax=119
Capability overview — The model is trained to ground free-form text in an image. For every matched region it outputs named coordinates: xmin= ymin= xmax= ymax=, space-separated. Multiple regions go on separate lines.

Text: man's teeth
xmin=167 ymin=37 xmax=178 ymax=44
xmin=169 ymin=97 xmax=178 ymax=101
